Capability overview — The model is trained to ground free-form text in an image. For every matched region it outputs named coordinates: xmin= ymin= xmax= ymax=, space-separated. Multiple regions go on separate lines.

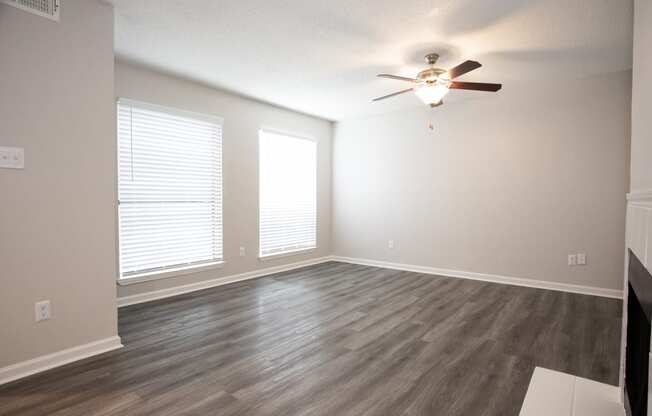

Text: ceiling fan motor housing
xmin=425 ymin=53 xmax=439 ymax=65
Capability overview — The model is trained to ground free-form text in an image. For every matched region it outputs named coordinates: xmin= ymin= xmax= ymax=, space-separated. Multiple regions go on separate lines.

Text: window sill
xmin=258 ymin=247 xmax=317 ymax=261
xmin=117 ymin=261 xmax=224 ymax=286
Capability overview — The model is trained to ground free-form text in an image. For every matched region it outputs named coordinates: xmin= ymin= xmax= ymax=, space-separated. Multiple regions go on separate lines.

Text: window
xmin=117 ymin=99 xmax=223 ymax=279
xmin=259 ymin=129 xmax=317 ymax=258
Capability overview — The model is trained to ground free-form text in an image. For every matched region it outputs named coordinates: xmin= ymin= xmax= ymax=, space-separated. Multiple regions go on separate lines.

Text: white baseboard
xmin=117 ymin=256 xmax=335 ymax=307
xmin=0 ymin=336 xmax=123 ymax=386
xmin=118 ymin=254 xmax=623 ymax=307
xmin=332 ymin=256 xmax=623 ymax=299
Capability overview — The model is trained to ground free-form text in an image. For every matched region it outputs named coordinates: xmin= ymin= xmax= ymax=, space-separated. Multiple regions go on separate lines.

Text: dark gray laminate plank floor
xmin=0 ymin=262 xmax=622 ymax=416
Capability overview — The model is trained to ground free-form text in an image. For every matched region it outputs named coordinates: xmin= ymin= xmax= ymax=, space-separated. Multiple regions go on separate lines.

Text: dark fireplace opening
xmin=626 ymin=250 xmax=652 ymax=416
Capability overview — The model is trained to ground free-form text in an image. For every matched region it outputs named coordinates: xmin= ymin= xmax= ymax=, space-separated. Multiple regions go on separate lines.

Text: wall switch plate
xmin=568 ymin=254 xmax=577 ymax=266
xmin=0 ymin=146 xmax=24 ymax=169
xmin=35 ymin=300 xmax=51 ymax=322
xmin=388 ymin=240 xmax=394 ymax=249
xmin=239 ymin=246 xmax=246 ymax=257
xmin=577 ymin=253 xmax=586 ymax=265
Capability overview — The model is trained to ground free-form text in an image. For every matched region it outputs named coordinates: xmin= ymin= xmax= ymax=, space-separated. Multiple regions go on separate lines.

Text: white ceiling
xmin=110 ymin=0 xmax=633 ymax=121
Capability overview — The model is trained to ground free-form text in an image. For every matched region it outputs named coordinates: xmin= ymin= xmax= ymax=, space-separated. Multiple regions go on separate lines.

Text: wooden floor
xmin=0 ymin=262 xmax=622 ymax=416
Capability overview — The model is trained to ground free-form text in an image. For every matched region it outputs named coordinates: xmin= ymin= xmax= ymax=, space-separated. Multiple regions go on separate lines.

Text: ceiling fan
xmin=373 ymin=53 xmax=502 ymax=107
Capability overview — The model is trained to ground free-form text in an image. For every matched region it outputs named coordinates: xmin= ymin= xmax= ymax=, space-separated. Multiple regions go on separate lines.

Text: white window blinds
xmin=117 ymin=99 xmax=223 ymax=278
xmin=259 ymin=129 xmax=317 ymax=257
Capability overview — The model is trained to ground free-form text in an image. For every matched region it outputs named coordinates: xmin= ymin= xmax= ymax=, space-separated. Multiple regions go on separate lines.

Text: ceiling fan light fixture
xmin=414 ymin=83 xmax=449 ymax=105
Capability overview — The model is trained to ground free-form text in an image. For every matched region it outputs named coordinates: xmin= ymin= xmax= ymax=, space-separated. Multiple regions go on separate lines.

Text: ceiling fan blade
xmin=449 ymin=81 xmax=502 ymax=92
xmin=372 ymin=88 xmax=414 ymax=101
xmin=377 ymin=74 xmax=418 ymax=83
xmin=447 ymin=60 xmax=482 ymax=79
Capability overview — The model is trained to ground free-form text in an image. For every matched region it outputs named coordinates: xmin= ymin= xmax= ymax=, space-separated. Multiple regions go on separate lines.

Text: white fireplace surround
xmin=626 ymin=191 xmax=652 ymax=270
xmin=622 ymin=190 xmax=652 ymax=415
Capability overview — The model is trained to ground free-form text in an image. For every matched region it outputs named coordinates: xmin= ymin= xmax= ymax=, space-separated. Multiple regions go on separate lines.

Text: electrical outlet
xmin=0 ymin=146 xmax=24 ymax=169
xmin=35 ymin=300 xmax=51 ymax=322
xmin=239 ymin=246 xmax=246 ymax=257
xmin=388 ymin=240 xmax=394 ymax=249
xmin=568 ymin=254 xmax=577 ymax=266
xmin=577 ymin=253 xmax=587 ymax=265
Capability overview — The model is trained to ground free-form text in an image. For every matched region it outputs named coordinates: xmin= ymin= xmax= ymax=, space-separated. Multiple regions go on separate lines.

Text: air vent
xmin=1 ymin=0 xmax=60 ymax=21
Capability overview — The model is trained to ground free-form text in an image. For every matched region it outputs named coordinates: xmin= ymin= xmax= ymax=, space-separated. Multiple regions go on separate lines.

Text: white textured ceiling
xmin=110 ymin=0 xmax=633 ymax=121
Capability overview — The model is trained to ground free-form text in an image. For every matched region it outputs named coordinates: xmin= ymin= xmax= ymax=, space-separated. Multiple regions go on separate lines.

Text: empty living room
xmin=1 ymin=0 xmax=651 ymax=415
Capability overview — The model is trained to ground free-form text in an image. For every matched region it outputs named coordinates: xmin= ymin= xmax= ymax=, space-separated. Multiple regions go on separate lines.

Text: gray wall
xmin=115 ymin=62 xmax=333 ymax=299
xmin=333 ymin=71 xmax=631 ymax=291
xmin=0 ymin=0 xmax=117 ymax=366
xmin=631 ymin=0 xmax=652 ymax=193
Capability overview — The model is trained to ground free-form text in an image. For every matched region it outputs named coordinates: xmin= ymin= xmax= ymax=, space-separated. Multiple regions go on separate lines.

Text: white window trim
xmin=257 ymin=127 xmax=318 ymax=260
xmin=117 ymin=261 xmax=225 ymax=286
xmin=115 ymin=98 xmax=225 ymax=283
xmin=258 ymin=247 xmax=317 ymax=261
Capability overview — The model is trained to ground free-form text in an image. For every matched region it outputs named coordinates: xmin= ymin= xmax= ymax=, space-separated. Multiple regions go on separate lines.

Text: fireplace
xmin=625 ymin=250 xmax=652 ymax=416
